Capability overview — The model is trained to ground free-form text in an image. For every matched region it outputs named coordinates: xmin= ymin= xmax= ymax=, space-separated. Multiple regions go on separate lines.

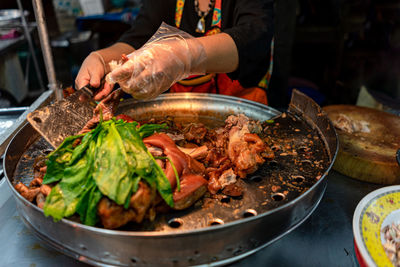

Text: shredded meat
xmin=197 ymin=115 xmax=274 ymax=193
xmin=205 ymin=150 xmax=230 ymax=169
xmin=222 ymin=182 xmax=243 ymax=197
xmin=332 ymin=113 xmax=370 ymax=133
xmin=183 ymin=123 xmax=208 ymax=143
xmin=207 ymin=171 xmax=222 ymax=194
xmin=225 ymin=114 xmax=262 ymax=134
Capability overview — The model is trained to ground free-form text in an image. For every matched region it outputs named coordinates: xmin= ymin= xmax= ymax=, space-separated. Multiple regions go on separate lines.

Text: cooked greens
xmin=42 ymin=118 xmax=170 ymax=226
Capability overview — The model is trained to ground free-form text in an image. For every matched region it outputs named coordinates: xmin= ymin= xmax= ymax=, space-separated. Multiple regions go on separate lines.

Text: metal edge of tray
xmin=18 ymin=182 xmax=327 ymax=267
xmin=116 ymin=92 xmax=282 ymax=125
xmin=4 ymin=91 xmax=338 ymax=266
xmin=203 ymin=182 xmax=327 ymax=267
xmin=8 ymin=175 xmax=327 ymax=266
xmin=0 ymin=90 xmax=53 ymax=157
xmin=0 ymin=168 xmax=11 ymax=207
xmin=0 ymin=107 xmax=29 ymax=115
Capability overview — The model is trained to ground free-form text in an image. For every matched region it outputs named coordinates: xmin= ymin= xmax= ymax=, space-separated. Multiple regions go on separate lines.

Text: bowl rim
xmin=353 ymin=185 xmax=400 ymax=267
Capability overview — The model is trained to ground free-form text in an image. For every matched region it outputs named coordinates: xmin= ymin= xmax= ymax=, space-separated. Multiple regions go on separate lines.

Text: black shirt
xmin=119 ymin=0 xmax=274 ymax=88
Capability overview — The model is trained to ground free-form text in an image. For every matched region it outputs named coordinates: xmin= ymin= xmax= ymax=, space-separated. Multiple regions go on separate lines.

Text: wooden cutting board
xmin=323 ymin=105 xmax=400 ymax=184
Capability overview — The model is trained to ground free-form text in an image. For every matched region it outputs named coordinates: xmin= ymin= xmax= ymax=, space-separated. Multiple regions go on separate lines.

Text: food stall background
xmin=0 ymin=1 xmax=398 ymax=266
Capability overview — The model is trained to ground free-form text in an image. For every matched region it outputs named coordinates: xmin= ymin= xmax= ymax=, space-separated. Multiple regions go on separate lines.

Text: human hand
xmin=75 ymin=51 xmax=113 ymax=101
xmin=105 ymin=23 xmax=207 ymax=100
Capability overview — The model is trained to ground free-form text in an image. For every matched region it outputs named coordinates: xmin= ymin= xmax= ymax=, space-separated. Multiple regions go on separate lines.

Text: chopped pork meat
xmin=14 ymin=167 xmax=53 ymax=205
xmin=97 ymin=198 xmax=137 ymax=229
xmin=29 ymin=177 xmax=43 ymax=187
xmin=173 ymin=174 xmax=207 ymax=210
xmin=80 ymin=89 xmax=123 ymax=134
xmin=227 ymin=117 xmax=267 ymax=178
xmin=166 ymin=132 xmax=185 ymax=142
xmin=36 ymin=193 xmax=46 ymax=209
xmin=222 ymin=183 xmax=243 ymax=197
xmin=218 ymin=168 xmax=237 ymax=188
xmin=332 ymin=114 xmax=370 ymax=134
xmin=40 ymin=184 xmax=52 ymax=196
xmin=177 ymin=145 xmax=208 ymax=160
xmin=18 ymin=107 xmax=274 ymax=229
xmin=98 ymin=181 xmax=157 ymax=229
xmin=225 ymin=114 xmax=263 ymax=134
xmin=183 ymin=123 xmax=208 ymax=143
xmin=15 ymin=183 xmax=41 ymax=202
xmin=143 ymin=133 xmax=208 ymax=210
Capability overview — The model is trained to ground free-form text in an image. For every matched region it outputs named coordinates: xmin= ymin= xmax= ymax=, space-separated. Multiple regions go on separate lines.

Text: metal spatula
xmin=27 ymin=85 xmax=97 ymax=148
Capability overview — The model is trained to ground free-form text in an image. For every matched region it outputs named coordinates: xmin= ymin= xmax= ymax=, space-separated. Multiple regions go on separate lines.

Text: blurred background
xmin=0 ymin=0 xmax=400 ymax=112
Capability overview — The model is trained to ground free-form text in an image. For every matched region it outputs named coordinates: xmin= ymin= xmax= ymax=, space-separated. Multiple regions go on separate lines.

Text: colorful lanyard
xmin=175 ymin=0 xmax=221 ymax=30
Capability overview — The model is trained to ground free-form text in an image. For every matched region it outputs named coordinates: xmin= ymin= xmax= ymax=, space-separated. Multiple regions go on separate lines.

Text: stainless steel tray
xmin=0 ymin=90 xmax=53 ymax=158
xmin=3 ymin=92 xmax=338 ymax=266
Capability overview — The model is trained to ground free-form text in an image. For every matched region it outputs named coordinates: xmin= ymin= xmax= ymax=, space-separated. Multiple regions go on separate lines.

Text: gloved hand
xmin=105 ymin=22 xmax=207 ymax=100
xmin=75 ymin=51 xmax=113 ymax=101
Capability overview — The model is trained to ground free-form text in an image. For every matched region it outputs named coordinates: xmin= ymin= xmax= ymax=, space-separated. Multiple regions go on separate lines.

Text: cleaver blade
xmin=27 ymin=86 xmax=97 ymax=148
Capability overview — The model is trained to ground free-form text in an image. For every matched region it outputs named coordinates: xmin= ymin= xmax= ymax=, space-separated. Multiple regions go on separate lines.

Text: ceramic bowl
xmin=353 ymin=185 xmax=400 ymax=267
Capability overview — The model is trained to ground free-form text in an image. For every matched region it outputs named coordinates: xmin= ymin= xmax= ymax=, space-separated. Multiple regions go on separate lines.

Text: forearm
xmin=105 ymin=26 xmax=240 ymax=99
xmin=197 ymin=33 xmax=239 ymax=74
xmin=95 ymin=42 xmax=135 ymax=72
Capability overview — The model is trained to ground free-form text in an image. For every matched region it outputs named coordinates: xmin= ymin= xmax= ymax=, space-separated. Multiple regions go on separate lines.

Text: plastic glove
xmin=105 ymin=22 xmax=207 ymax=99
xmin=75 ymin=51 xmax=113 ymax=101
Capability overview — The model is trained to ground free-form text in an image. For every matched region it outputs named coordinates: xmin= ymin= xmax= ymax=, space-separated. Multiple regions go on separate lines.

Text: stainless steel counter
xmin=0 ymin=107 xmax=27 ymax=137
xmin=0 ymin=168 xmax=380 ymax=266
xmin=0 ymin=92 xmax=378 ymax=265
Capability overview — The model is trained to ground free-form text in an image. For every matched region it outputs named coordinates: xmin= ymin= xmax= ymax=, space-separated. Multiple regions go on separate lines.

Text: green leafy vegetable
xmin=76 ymin=179 xmax=103 ymax=226
xmin=43 ymin=118 xmax=171 ymax=226
xmin=43 ymin=134 xmax=84 ymax=184
xmin=155 ymin=156 xmax=180 ymax=192
xmin=93 ymin=122 xmax=134 ymax=205
xmin=146 ymin=151 xmax=174 ymax=206
xmin=44 ymin=130 xmax=99 ymax=221
xmin=138 ymin=123 xmax=168 ymax=138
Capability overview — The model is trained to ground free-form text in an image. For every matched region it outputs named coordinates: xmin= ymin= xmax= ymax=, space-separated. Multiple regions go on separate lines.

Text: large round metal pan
xmin=4 ymin=92 xmax=337 ymax=266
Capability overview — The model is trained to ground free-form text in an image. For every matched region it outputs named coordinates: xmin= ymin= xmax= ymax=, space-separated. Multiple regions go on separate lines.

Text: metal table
xmin=0 ymin=165 xmax=380 ymax=266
